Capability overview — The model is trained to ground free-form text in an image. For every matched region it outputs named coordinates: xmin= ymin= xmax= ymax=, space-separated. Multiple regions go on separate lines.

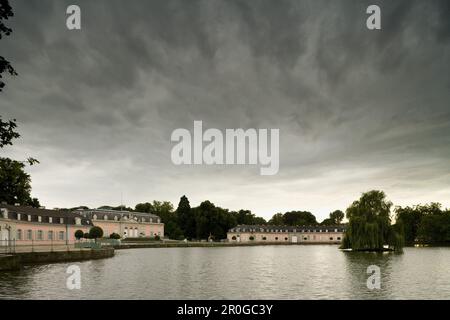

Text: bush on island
xmin=75 ymin=229 xmax=84 ymax=240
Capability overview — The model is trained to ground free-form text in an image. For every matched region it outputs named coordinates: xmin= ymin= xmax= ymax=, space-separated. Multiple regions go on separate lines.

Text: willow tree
xmin=341 ymin=190 xmax=404 ymax=252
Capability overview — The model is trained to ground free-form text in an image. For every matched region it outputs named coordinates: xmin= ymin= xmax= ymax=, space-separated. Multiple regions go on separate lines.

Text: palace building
xmin=227 ymin=225 xmax=346 ymax=244
xmin=0 ymin=203 xmax=164 ymax=246
xmin=76 ymin=209 xmax=164 ymax=239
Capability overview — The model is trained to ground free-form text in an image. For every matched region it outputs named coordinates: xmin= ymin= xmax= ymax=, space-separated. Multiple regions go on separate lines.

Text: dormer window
xmin=114 ymin=216 xmax=118 ymax=221
xmin=75 ymin=217 xmax=81 ymax=225
xmin=38 ymin=216 xmax=42 ymax=222
xmin=149 ymin=218 xmax=153 ymax=223
xmin=157 ymin=219 xmax=161 ymax=223
xmin=49 ymin=217 xmax=53 ymax=223
xmin=1 ymin=209 xmax=7 ymax=219
xmin=93 ymin=214 xmax=97 ymax=220
xmin=28 ymin=215 xmax=31 ymax=222
xmin=17 ymin=213 xmax=21 ymax=220
xmin=60 ymin=218 xmax=64 ymax=224
xmin=104 ymin=215 xmax=108 ymax=220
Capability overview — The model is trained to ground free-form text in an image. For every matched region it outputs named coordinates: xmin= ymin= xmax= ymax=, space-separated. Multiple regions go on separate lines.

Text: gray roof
xmin=75 ymin=209 xmax=161 ymax=223
xmin=0 ymin=204 xmax=92 ymax=226
xmin=228 ymin=224 xmax=347 ymax=233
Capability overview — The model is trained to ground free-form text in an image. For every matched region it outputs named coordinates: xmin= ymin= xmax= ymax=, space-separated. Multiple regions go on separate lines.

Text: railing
xmin=0 ymin=239 xmax=109 ymax=253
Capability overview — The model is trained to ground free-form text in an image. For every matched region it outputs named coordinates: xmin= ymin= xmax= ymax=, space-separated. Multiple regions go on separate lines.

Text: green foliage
xmin=0 ymin=157 xmax=39 ymax=206
xmin=0 ymin=117 xmax=20 ymax=148
xmin=395 ymin=203 xmax=450 ymax=245
xmin=321 ymin=210 xmax=345 ymax=225
xmin=342 ymin=190 xmax=403 ymax=251
xmin=0 ymin=0 xmax=17 ymax=92
xmin=193 ymin=200 xmax=237 ymax=240
xmin=154 ymin=235 xmax=161 ymax=241
xmin=177 ymin=195 xmax=195 ymax=239
xmin=83 ymin=232 xmax=90 ymax=239
xmin=74 ymin=230 xmax=84 ymax=240
xmin=268 ymin=213 xmax=284 ymax=225
xmin=109 ymin=232 xmax=121 ymax=239
xmin=89 ymin=226 xmax=104 ymax=239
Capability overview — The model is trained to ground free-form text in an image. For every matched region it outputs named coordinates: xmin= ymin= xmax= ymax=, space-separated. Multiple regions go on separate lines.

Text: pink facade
xmin=0 ymin=205 xmax=165 ymax=246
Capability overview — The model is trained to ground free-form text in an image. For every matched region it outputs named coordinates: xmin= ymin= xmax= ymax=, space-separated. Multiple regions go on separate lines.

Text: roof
xmin=228 ymin=224 xmax=347 ymax=233
xmin=75 ymin=208 xmax=162 ymax=223
xmin=0 ymin=204 xmax=92 ymax=226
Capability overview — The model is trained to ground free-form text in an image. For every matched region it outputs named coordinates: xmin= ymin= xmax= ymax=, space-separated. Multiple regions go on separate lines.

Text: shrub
xmin=109 ymin=232 xmax=121 ymax=239
xmin=83 ymin=233 xmax=90 ymax=239
xmin=89 ymin=226 xmax=104 ymax=240
xmin=74 ymin=230 xmax=84 ymax=240
xmin=154 ymin=235 xmax=161 ymax=241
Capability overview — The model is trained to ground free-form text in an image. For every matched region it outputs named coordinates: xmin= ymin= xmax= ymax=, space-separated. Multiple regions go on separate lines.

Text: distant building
xmin=227 ymin=225 xmax=346 ymax=244
xmin=0 ymin=204 xmax=164 ymax=246
xmin=76 ymin=209 xmax=164 ymax=239
xmin=0 ymin=204 xmax=92 ymax=245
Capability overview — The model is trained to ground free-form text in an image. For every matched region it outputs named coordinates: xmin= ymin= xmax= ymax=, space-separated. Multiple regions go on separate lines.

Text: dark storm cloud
xmin=1 ymin=0 xmax=449 ymax=219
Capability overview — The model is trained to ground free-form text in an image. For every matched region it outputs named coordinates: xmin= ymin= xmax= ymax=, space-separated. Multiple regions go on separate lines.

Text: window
xmin=262 ymin=236 xmax=267 ymax=240
xmin=304 ymin=237 xmax=308 ymax=240
xmin=93 ymin=215 xmax=97 ymax=220
xmin=285 ymin=237 xmax=288 ymax=241
xmin=60 ymin=218 xmax=64 ymax=224
xmin=114 ymin=216 xmax=118 ymax=221
xmin=17 ymin=213 xmax=21 ymax=220
xmin=75 ymin=217 xmax=81 ymax=225
xmin=337 ymin=237 xmax=341 ymax=241
xmin=104 ymin=215 xmax=108 ymax=220
xmin=49 ymin=217 xmax=53 ymax=223
xmin=38 ymin=216 xmax=42 ymax=222
xmin=37 ymin=230 xmax=43 ymax=240
xmin=149 ymin=218 xmax=153 ymax=223
xmin=59 ymin=231 xmax=65 ymax=240
xmin=158 ymin=232 xmax=161 ymax=236
xmin=48 ymin=231 xmax=53 ymax=240
xmin=17 ymin=229 xmax=22 ymax=240
xmin=27 ymin=230 xmax=33 ymax=240
xmin=329 ymin=237 xmax=333 ymax=241
xmin=28 ymin=215 xmax=31 ymax=222
xmin=232 ymin=236 xmax=237 ymax=240
xmin=157 ymin=219 xmax=161 ymax=223
xmin=275 ymin=237 xmax=279 ymax=240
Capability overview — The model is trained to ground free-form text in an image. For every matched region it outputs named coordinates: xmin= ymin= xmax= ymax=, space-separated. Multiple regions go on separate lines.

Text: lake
xmin=0 ymin=245 xmax=449 ymax=299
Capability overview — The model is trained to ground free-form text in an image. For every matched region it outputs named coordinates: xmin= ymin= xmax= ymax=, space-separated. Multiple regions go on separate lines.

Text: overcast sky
xmin=1 ymin=0 xmax=449 ymax=221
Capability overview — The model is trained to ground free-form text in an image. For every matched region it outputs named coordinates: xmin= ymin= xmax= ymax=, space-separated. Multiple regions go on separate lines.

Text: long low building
xmin=0 ymin=204 xmax=164 ymax=247
xmin=227 ymin=225 xmax=346 ymax=244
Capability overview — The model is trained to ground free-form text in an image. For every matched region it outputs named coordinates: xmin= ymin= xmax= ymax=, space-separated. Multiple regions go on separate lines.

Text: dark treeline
xmin=395 ymin=203 xmax=450 ymax=245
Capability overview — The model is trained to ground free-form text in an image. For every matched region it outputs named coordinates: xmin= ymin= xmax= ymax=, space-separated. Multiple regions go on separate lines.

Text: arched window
xmin=231 ymin=236 xmax=237 ymax=240
xmin=275 ymin=237 xmax=279 ymax=240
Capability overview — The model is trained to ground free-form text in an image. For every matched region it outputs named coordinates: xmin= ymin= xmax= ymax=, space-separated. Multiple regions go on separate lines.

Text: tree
xmin=268 ymin=213 xmax=284 ymax=225
xmin=177 ymin=195 xmax=195 ymax=239
xmin=0 ymin=117 xmax=20 ymax=148
xmin=0 ymin=157 xmax=40 ymax=206
xmin=74 ymin=230 xmax=84 ymax=240
xmin=341 ymin=190 xmax=404 ymax=252
xmin=109 ymin=232 xmax=121 ymax=240
xmin=135 ymin=202 xmax=154 ymax=213
xmin=0 ymin=0 xmax=17 ymax=92
xmin=89 ymin=226 xmax=104 ymax=241
xmin=283 ymin=211 xmax=317 ymax=226
xmin=321 ymin=210 xmax=345 ymax=225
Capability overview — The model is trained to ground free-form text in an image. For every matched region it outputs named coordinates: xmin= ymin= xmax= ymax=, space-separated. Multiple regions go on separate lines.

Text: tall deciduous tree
xmin=176 ymin=195 xmax=195 ymax=239
xmin=341 ymin=190 xmax=404 ymax=251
